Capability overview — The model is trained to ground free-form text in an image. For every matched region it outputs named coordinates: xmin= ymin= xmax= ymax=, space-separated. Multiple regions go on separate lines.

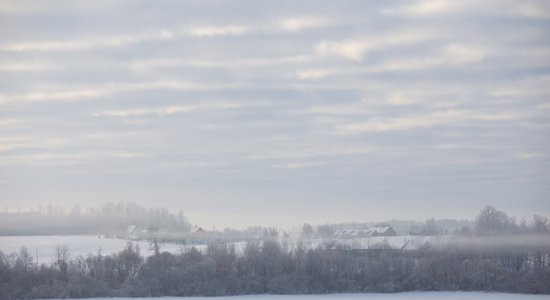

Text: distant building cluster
xmin=334 ymin=226 xmax=397 ymax=237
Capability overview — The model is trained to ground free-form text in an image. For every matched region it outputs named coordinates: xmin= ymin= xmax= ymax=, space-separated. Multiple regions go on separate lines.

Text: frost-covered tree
xmin=531 ymin=215 xmax=549 ymax=233
xmin=475 ymin=206 xmax=516 ymax=235
xmin=302 ymin=223 xmax=314 ymax=238
xmin=54 ymin=245 xmax=70 ymax=278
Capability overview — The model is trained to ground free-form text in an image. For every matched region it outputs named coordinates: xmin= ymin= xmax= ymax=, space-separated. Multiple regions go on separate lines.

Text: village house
xmin=334 ymin=226 xmax=397 ymax=237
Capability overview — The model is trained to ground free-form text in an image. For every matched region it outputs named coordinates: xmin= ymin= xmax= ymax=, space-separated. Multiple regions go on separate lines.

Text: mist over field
xmin=1 ymin=205 xmax=549 ymax=299
xmin=1 ymin=0 xmax=550 ymax=299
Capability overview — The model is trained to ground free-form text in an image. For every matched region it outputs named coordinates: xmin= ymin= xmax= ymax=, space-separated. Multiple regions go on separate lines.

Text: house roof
xmin=401 ymin=237 xmax=429 ymax=250
xmin=193 ymin=226 xmax=206 ymax=233
xmin=334 ymin=226 xmax=394 ymax=236
xmin=126 ymin=225 xmax=136 ymax=234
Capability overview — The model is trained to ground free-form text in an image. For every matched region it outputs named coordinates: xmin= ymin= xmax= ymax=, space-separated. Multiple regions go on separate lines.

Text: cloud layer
xmin=1 ymin=0 xmax=549 ymax=227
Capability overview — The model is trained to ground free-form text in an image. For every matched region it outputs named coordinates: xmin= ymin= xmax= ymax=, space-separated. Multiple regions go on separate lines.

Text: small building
xmin=334 ymin=226 xmax=397 ymax=237
xmin=126 ymin=225 xmax=136 ymax=235
xmin=368 ymin=226 xmax=397 ymax=236
xmin=194 ymin=226 xmax=206 ymax=234
xmin=401 ymin=238 xmax=429 ymax=251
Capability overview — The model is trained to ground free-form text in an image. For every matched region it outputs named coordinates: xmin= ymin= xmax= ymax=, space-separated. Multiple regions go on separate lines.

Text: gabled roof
xmin=126 ymin=225 xmax=136 ymax=234
xmin=401 ymin=238 xmax=429 ymax=251
xmin=193 ymin=226 xmax=206 ymax=233
xmin=334 ymin=226 xmax=394 ymax=236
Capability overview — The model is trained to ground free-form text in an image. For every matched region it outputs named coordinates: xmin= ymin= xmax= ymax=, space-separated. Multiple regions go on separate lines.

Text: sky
xmin=1 ymin=0 xmax=549 ymax=229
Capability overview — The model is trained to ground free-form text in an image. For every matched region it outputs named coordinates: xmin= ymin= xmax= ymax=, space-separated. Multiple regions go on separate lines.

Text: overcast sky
xmin=1 ymin=0 xmax=549 ymax=228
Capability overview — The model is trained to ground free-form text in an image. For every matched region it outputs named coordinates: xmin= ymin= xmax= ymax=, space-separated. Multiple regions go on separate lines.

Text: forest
xmin=0 ymin=203 xmax=191 ymax=236
xmin=0 ymin=207 xmax=549 ymax=299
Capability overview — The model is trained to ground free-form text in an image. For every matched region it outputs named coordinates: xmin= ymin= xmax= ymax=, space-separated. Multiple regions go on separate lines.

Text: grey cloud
xmin=0 ymin=0 xmax=549 ymax=228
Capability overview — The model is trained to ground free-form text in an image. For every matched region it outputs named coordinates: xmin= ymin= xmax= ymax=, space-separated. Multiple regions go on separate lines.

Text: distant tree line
xmin=302 ymin=206 xmax=549 ymax=238
xmin=1 ymin=236 xmax=549 ymax=299
xmin=473 ymin=206 xmax=549 ymax=235
xmin=0 ymin=202 xmax=191 ymax=236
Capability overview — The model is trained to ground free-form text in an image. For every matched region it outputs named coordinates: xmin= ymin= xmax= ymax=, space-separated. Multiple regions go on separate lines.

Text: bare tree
xmin=475 ymin=206 xmax=515 ymax=235
xmin=55 ymin=245 xmax=70 ymax=278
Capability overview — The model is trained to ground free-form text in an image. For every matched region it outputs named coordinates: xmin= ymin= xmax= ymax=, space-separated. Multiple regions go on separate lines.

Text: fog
xmin=435 ymin=234 xmax=550 ymax=251
xmin=1 ymin=0 xmax=550 ymax=298
xmin=1 ymin=204 xmax=550 ymax=298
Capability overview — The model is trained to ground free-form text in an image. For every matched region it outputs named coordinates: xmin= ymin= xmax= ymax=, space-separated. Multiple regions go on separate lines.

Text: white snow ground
xmin=0 ymin=235 xmax=189 ymax=264
xmin=0 ymin=235 xmax=441 ymax=264
xmin=55 ymin=292 xmax=550 ymax=300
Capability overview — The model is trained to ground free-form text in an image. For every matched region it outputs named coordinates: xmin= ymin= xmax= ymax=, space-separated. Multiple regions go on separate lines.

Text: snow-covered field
xmin=0 ymin=234 xmax=436 ymax=264
xmin=0 ymin=235 xmax=188 ymax=263
xmin=55 ymin=292 xmax=550 ymax=300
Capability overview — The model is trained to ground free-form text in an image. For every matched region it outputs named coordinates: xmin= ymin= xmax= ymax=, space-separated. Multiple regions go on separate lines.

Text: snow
xmin=0 ymin=235 xmax=197 ymax=264
xmin=53 ymin=292 xmax=550 ymax=300
xmin=334 ymin=227 xmax=392 ymax=237
xmin=0 ymin=234 xmax=439 ymax=264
